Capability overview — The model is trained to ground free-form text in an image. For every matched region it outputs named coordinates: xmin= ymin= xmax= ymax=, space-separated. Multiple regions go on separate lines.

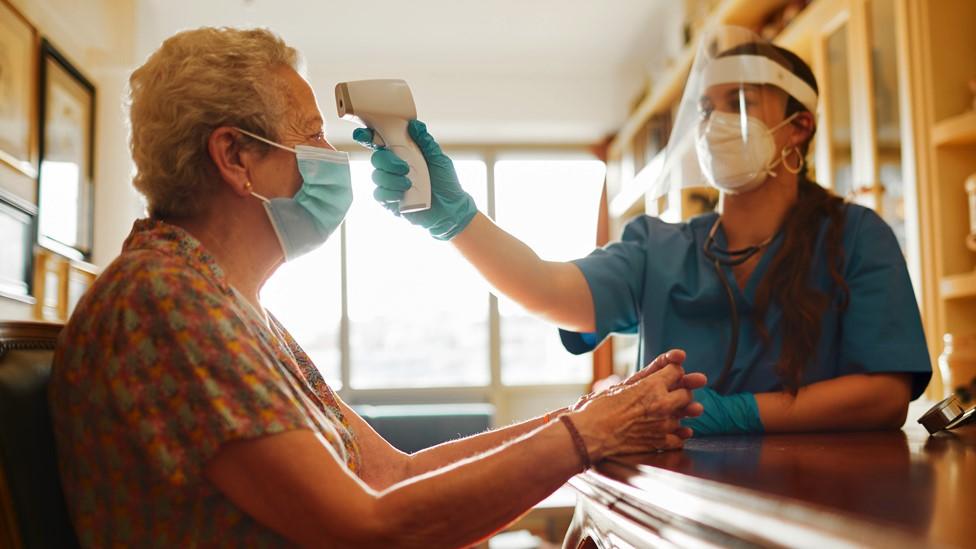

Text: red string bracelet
xmin=558 ymin=415 xmax=592 ymax=470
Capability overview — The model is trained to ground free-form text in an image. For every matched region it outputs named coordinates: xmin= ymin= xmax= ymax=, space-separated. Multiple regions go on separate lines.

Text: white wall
xmin=131 ymin=0 xmax=682 ymax=148
xmin=310 ymin=68 xmax=639 ymax=148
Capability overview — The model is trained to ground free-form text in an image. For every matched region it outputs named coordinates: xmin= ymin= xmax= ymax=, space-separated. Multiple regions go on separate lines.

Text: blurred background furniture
xmin=0 ymin=321 xmax=77 ymax=548
xmin=355 ymin=403 xmax=494 ymax=453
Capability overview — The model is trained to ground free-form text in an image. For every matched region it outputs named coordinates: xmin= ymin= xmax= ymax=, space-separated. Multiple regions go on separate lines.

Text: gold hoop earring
xmin=782 ymin=146 xmax=804 ymax=175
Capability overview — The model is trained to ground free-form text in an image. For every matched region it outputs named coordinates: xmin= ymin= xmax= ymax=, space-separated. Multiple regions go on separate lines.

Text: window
xmin=261 ymin=235 xmax=342 ymax=386
xmin=345 ymin=160 xmax=490 ymax=388
xmin=262 ymin=150 xmax=606 ymax=402
xmin=494 ymin=158 xmax=607 ymax=385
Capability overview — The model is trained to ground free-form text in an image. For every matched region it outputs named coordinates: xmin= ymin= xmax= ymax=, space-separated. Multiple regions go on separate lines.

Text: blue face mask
xmin=236 ymin=128 xmax=353 ymax=261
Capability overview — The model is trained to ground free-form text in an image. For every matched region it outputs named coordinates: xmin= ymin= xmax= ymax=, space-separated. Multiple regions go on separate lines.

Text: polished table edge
xmin=568 ymin=450 xmax=929 ymax=549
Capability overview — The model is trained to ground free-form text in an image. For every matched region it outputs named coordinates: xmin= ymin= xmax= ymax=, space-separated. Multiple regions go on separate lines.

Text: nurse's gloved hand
xmin=681 ymin=387 xmax=764 ymax=436
xmin=354 ymin=120 xmax=478 ymax=240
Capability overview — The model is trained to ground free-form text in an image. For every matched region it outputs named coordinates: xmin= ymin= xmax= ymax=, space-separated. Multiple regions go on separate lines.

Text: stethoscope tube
xmin=703 ymin=218 xmax=775 ymax=393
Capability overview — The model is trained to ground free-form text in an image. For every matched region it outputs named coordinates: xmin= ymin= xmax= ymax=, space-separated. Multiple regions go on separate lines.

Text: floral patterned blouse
xmin=49 ymin=218 xmax=361 ymax=547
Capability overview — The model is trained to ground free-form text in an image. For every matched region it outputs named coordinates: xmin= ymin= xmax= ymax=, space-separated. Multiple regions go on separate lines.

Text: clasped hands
xmin=564 ymin=350 xmax=706 ymax=461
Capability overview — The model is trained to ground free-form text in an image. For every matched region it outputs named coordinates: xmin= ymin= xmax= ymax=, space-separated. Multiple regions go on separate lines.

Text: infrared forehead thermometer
xmin=335 ymin=79 xmax=431 ymax=212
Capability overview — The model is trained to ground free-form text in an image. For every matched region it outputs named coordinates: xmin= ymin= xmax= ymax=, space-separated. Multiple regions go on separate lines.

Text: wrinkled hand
xmin=353 ymin=120 xmax=478 ymax=240
xmin=680 ymin=387 xmax=764 ymax=436
xmin=572 ymin=350 xmax=705 ymax=416
xmin=570 ymin=350 xmax=707 ymax=460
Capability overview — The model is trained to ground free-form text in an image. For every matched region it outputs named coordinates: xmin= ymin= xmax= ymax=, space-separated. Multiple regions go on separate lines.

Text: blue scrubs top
xmin=560 ymin=205 xmax=932 ymax=399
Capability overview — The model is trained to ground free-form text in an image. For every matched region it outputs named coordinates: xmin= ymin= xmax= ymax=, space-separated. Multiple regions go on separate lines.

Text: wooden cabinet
xmin=790 ymin=0 xmax=921 ymax=293
xmin=757 ymin=0 xmax=976 ymax=399
xmin=902 ymin=0 xmax=976 ymax=398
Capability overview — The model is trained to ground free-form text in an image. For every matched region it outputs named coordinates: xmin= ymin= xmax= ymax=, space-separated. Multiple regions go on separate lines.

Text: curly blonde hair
xmin=128 ymin=27 xmax=301 ymax=218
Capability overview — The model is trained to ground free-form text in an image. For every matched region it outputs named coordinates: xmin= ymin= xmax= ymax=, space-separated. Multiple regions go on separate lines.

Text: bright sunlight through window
xmin=345 ymin=160 xmax=490 ymax=388
xmin=495 ymin=158 xmax=606 ymax=385
xmin=261 ymin=153 xmax=606 ymax=393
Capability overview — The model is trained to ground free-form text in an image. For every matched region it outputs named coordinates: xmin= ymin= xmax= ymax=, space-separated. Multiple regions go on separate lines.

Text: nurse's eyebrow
xmin=726 ymin=84 xmax=761 ymax=100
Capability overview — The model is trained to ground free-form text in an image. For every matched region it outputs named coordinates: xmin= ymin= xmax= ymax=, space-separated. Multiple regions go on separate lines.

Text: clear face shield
xmin=648 ymin=26 xmax=819 ymax=201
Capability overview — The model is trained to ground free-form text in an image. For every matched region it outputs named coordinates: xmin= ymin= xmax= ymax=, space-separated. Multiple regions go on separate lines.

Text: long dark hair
xmin=719 ymin=42 xmax=850 ymax=393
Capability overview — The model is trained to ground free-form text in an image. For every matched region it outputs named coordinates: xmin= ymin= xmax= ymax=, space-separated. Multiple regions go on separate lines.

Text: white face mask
xmin=695 ymin=111 xmax=798 ymax=194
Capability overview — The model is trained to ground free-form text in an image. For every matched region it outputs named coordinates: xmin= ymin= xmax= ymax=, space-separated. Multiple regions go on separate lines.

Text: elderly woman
xmin=48 ymin=27 xmax=705 ymax=548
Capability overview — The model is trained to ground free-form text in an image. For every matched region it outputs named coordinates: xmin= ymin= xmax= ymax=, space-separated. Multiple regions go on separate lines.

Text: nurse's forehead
xmin=700 ymin=83 xmax=763 ymax=101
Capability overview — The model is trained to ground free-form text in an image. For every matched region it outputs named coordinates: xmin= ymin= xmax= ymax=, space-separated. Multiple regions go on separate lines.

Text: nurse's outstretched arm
xmin=451 ymin=212 xmax=595 ymax=331
xmin=356 ymin=121 xmax=596 ymax=332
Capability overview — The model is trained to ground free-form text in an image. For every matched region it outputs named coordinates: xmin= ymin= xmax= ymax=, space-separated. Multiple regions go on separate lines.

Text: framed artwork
xmin=37 ymin=39 xmax=95 ymax=261
xmin=31 ymin=247 xmax=96 ymax=321
xmin=0 ymin=189 xmax=36 ymax=301
xmin=0 ymin=0 xmax=38 ymax=179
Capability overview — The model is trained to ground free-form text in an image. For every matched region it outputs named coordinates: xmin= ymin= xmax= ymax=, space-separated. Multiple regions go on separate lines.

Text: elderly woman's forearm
xmin=204 ymin=426 xmax=578 ymax=548
xmin=371 ymin=420 xmax=582 ymax=548
xmin=403 ymin=406 xmax=570 ymax=478
xmin=374 ymin=361 xmax=694 ymax=548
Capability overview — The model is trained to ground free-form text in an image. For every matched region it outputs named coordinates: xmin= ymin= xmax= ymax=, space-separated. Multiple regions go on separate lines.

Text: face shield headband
xmin=701 ymin=54 xmax=819 ymax=114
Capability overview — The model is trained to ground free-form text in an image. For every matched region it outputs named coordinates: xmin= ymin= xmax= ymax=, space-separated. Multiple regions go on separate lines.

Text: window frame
xmin=323 ymin=144 xmax=605 ymax=415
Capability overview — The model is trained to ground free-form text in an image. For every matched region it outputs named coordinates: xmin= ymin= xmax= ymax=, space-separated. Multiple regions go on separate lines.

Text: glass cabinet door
xmin=824 ymin=22 xmax=855 ymax=197
xmin=866 ymin=0 xmax=908 ymax=250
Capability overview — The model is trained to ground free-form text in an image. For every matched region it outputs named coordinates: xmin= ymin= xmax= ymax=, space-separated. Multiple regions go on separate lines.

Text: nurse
xmin=357 ymin=27 xmax=931 ymax=435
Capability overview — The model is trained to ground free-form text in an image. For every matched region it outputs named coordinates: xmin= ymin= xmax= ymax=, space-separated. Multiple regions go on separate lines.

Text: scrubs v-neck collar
xmin=709 ymin=219 xmax=784 ymax=306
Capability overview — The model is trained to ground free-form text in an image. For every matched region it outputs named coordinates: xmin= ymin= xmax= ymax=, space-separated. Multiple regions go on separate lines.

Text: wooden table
xmin=564 ymin=402 xmax=976 ymax=548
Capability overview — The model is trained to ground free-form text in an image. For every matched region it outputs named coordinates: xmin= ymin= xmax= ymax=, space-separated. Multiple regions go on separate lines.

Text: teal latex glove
xmin=681 ymin=387 xmax=764 ymax=436
xmin=353 ymin=120 xmax=478 ymax=240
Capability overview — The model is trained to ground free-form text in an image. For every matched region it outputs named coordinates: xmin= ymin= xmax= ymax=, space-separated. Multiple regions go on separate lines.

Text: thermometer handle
xmin=366 ymin=115 xmax=431 ymax=213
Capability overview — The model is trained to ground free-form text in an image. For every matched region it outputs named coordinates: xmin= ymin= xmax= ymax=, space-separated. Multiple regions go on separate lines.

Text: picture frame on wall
xmin=0 ymin=0 xmax=39 ymax=180
xmin=37 ymin=38 xmax=95 ymax=261
xmin=0 ymin=189 xmax=37 ymax=301
xmin=32 ymin=247 xmax=96 ymax=321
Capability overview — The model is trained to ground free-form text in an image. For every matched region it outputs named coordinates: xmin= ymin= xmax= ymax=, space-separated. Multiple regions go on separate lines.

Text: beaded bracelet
xmin=558 ymin=415 xmax=592 ymax=470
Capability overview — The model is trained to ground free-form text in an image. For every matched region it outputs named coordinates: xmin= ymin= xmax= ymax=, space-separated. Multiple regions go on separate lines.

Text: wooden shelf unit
xmin=932 ymin=110 xmax=976 ymax=147
xmin=940 ymin=271 xmax=976 ymax=301
xmin=775 ymin=0 xmax=844 ymax=58
xmin=907 ymin=0 xmax=976 ymax=396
